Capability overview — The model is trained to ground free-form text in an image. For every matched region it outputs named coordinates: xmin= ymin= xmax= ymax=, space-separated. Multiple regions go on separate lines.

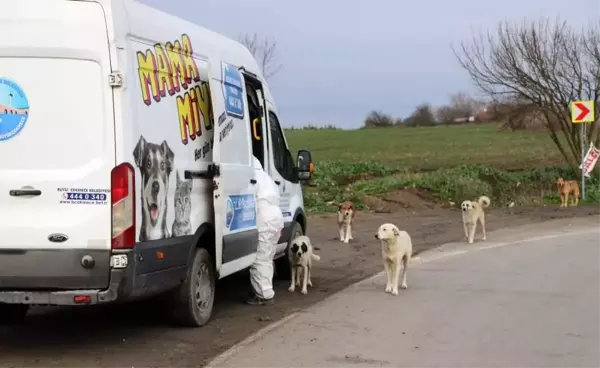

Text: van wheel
xmin=171 ymin=248 xmax=215 ymax=327
xmin=275 ymin=221 xmax=303 ymax=280
xmin=0 ymin=304 xmax=29 ymax=325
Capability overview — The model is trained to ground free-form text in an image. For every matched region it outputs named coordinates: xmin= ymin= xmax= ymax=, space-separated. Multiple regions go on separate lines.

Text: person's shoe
xmin=246 ymin=294 xmax=274 ymax=306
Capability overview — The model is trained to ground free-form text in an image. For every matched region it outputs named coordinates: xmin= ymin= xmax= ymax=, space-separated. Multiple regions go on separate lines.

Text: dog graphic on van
xmin=133 ymin=135 xmax=175 ymax=241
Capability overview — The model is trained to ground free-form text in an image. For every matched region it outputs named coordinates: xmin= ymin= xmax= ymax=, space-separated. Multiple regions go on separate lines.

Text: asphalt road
xmin=209 ymin=217 xmax=600 ymax=367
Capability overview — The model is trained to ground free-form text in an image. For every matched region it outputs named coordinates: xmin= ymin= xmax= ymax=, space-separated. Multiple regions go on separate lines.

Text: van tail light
xmin=111 ymin=163 xmax=136 ymax=249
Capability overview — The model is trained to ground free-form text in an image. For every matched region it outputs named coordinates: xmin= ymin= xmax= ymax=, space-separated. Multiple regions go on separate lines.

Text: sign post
xmin=570 ymin=100 xmax=595 ymax=200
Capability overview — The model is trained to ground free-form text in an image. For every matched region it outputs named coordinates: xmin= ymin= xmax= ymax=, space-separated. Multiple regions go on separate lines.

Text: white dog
xmin=460 ymin=195 xmax=491 ymax=244
xmin=375 ymin=223 xmax=412 ymax=296
xmin=288 ymin=235 xmax=321 ymax=295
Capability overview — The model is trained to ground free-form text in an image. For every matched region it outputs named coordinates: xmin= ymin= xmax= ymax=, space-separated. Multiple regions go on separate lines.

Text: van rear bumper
xmin=0 ymin=246 xmax=187 ymax=306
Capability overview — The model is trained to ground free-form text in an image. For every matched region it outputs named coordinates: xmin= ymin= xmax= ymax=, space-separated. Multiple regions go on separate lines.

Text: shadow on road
xmin=0 ymin=271 xmax=251 ymax=351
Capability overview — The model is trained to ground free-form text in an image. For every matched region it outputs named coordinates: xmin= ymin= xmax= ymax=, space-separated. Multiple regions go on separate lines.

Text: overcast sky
xmin=140 ymin=0 xmax=598 ymax=129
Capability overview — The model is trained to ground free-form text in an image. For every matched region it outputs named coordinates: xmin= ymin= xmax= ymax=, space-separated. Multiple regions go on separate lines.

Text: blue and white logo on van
xmin=0 ymin=78 xmax=30 ymax=141
xmin=225 ymin=196 xmax=234 ymax=228
xmin=225 ymin=194 xmax=257 ymax=231
xmin=221 ymin=62 xmax=245 ymax=119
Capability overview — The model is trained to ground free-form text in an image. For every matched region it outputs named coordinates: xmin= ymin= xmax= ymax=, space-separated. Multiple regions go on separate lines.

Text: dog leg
xmin=572 ymin=192 xmax=579 ymax=206
xmin=480 ymin=214 xmax=486 ymax=241
xmin=301 ymin=265 xmax=309 ymax=294
xmin=564 ymin=192 xmax=569 ymax=208
xmin=343 ymin=224 xmax=350 ymax=244
xmin=463 ymin=222 xmax=469 ymax=240
xmin=384 ymin=261 xmax=392 ymax=293
xmin=348 ymin=223 xmax=354 ymax=241
xmin=339 ymin=224 xmax=344 ymax=242
xmin=288 ymin=266 xmax=296 ymax=292
xmin=468 ymin=222 xmax=476 ymax=244
xmin=296 ymin=267 xmax=302 ymax=286
xmin=400 ymin=255 xmax=408 ymax=289
xmin=307 ymin=264 xmax=313 ymax=287
xmin=391 ymin=260 xmax=401 ymax=295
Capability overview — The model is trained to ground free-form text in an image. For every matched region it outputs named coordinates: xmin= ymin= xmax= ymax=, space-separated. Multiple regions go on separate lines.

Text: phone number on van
xmin=63 ymin=192 xmax=107 ymax=201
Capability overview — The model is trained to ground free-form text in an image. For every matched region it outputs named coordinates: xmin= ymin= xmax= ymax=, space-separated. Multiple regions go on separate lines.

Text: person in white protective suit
xmin=247 ymin=156 xmax=284 ymax=305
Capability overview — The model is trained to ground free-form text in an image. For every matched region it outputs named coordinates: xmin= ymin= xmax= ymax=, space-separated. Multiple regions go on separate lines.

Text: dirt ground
xmin=0 ymin=202 xmax=598 ymax=367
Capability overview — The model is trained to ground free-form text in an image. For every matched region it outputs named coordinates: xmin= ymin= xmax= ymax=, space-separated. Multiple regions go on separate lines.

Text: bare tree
xmin=239 ymin=32 xmax=283 ymax=80
xmin=436 ymin=92 xmax=486 ymax=123
xmin=453 ymin=18 xmax=600 ymax=174
xmin=363 ymin=110 xmax=396 ymax=128
xmin=404 ymin=103 xmax=437 ymax=127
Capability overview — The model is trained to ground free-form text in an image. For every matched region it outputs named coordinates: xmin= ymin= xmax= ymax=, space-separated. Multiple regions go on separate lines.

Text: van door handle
xmin=274 ymin=180 xmax=281 ymax=185
xmin=250 ymin=179 xmax=257 ymax=184
xmin=10 ymin=189 xmax=42 ymax=197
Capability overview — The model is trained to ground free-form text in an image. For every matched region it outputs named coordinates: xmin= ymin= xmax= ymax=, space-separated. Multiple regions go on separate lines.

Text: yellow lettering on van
xmin=154 ymin=44 xmax=175 ymax=97
xmin=177 ymin=91 xmax=202 ymax=145
xmin=166 ymin=41 xmax=187 ymax=91
xmin=189 ymin=86 xmax=201 ymax=131
xmin=136 ymin=50 xmax=159 ymax=105
xmin=196 ymin=83 xmax=213 ymax=131
xmin=181 ymin=34 xmax=201 ymax=84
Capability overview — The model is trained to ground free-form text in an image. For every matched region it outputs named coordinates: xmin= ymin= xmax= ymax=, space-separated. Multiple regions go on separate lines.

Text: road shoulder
xmin=207 ymin=215 xmax=600 ymax=368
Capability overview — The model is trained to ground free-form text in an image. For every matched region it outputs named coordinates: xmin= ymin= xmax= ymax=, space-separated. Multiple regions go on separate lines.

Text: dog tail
xmin=478 ymin=196 xmax=491 ymax=208
xmin=311 ymin=253 xmax=321 ymax=261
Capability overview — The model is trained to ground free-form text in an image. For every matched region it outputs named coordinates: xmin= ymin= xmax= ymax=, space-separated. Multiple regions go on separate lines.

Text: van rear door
xmin=0 ymin=0 xmax=115 ymax=289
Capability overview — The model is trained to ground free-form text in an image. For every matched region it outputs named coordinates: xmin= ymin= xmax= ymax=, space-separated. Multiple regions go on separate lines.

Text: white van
xmin=0 ymin=0 xmax=314 ymax=327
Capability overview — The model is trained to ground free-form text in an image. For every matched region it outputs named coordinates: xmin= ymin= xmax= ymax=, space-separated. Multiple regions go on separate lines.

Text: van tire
xmin=170 ymin=247 xmax=216 ymax=327
xmin=275 ymin=221 xmax=304 ymax=280
xmin=0 ymin=304 xmax=29 ymax=325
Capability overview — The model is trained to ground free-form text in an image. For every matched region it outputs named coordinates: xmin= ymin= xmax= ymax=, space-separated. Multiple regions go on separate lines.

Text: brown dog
xmin=337 ymin=201 xmax=355 ymax=243
xmin=556 ymin=178 xmax=580 ymax=207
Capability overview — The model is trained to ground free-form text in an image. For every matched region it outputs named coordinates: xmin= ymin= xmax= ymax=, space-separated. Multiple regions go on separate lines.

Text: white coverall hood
xmin=252 ymin=156 xmax=280 ymax=206
xmin=250 ymin=156 xmax=284 ymax=300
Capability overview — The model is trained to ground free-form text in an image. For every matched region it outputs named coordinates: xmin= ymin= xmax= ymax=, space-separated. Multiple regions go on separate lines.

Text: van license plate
xmin=110 ymin=255 xmax=128 ymax=269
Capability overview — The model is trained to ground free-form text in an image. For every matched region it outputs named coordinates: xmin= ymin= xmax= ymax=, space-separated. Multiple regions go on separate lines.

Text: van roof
xmin=90 ymin=0 xmax=271 ymax=99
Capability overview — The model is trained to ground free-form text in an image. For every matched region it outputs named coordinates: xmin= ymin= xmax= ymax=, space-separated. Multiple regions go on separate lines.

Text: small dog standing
xmin=337 ymin=201 xmax=355 ymax=243
xmin=288 ymin=235 xmax=321 ymax=295
xmin=460 ymin=195 xmax=491 ymax=244
xmin=375 ymin=223 xmax=412 ymax=296
xmin=556 ymin=178 xmax=580 ymax=207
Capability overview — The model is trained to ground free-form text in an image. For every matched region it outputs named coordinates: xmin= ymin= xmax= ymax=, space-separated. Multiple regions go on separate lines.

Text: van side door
xmin=208 ymin=61 xmax=258 ymax=277
xmin=264 ymin=103 xmax=298 ymax=239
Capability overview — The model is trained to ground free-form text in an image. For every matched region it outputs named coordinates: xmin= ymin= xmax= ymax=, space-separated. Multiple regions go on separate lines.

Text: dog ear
xmin=301 ymin=242 xmax=308 ymax=253
xmin=133 ymin=135 xmax=147 ymax=168
xmin=392 ymin=227 xmax=400 ymax=236
xmin=338 ymin=203 xmax=343 ymax=212
xmin=160 ymin=140 xmax=175 ymax=172
xmin=176 ymin=170 xmax=182 ymax=185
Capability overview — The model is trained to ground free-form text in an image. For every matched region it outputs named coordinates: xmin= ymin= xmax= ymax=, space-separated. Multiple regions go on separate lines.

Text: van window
xmin=268 ymin=111 xmax=297 ymax=183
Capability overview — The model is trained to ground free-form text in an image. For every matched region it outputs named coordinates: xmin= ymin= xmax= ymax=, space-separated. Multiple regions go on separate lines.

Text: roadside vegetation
xmin=286 ymin=124 xmax=600 ymax=213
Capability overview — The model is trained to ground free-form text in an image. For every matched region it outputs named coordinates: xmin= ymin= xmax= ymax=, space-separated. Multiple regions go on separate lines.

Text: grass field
xmin=286 ymin=124 xmax=565 ymax=170
xmin=284 ymin=124 xmax=599 ymax=213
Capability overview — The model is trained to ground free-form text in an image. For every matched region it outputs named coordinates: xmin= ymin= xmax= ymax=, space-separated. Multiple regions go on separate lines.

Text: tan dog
xmin=460 ymin=196 xmax=491 ymax=244
xmin=375 ymin=223 xmax=412 ymax=296
xmin=337 ymin=201 xmax=355 ymax=243
xmin=556 ymin=178 xmax=580 ymax=207
xmin=288 ymin=235 xmax=321 ymax=295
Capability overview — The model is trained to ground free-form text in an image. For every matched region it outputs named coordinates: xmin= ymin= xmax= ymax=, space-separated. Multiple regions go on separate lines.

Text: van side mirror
xmin=297 ymin=150 xmax=313 ymax=181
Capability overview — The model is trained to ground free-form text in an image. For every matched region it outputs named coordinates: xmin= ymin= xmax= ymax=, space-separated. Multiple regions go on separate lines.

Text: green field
xmin=284 ymin=124 xmax=599 ymax=212
xmin=286 ymin=124 xmax=564 ymax=170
